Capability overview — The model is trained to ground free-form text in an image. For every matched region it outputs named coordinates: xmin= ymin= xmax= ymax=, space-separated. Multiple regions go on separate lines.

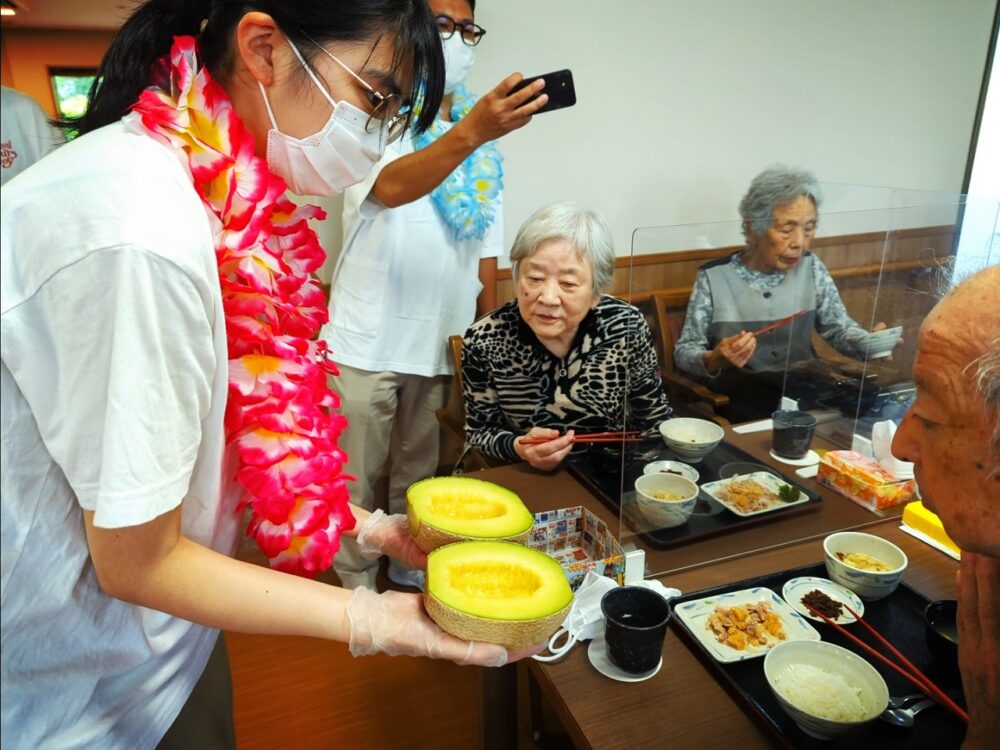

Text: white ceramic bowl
xmin=866 ymin=326 xmax=903 ymax=358
xmin=823 ymin=531 xmax=908 ymax=601
xmin=642 ymin=460 xmax=699 ymax=483
xmin=764 ymin=640 xmax=888 ymax=740
xmin=658 ymin=418 xmax=725 ymax=463
xmin=633 ymin=473 xmax=699 ymax=528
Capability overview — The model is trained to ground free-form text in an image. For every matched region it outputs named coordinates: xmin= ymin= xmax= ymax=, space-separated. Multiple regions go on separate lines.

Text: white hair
xmin=509 ymin=202 xmax=616 ymax=296
xmin=739 ymin=165 xmax=823 ymax=241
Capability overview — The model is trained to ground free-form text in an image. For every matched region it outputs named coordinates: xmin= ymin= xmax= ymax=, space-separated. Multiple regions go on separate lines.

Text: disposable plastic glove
xmin=346 ymin=587 xmax=509 ymax=666
xmin=356 ymin=509 xmax=427 ymax=571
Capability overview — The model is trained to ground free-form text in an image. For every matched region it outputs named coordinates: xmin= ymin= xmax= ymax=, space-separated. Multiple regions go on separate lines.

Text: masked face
xmin=441 ymin=33 xmax=476 ymax=94
xmin=259 ymin=40 xmax=389 ymax=196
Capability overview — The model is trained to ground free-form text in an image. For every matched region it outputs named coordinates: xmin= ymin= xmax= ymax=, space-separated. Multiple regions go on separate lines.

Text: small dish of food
xmin=641 ymin=460 xmax=699 ymax=483
xmin=632 ymin=473 xmax=699 ymax=529
xmin=782 ymin=576 xmax=865 ymax=624
xmin=701 ymin=472 xmax=809 ymax=517
xmin=764 ymin=640 xmax=889 ymax=740
xmin=823 ymin=531 xmax=907 ymax=600
xmin=672 ymin=586 xmax=820 ymax=663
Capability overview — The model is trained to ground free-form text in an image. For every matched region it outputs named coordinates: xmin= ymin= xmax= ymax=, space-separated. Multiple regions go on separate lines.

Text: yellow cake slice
xmin=901 ymin=501 xmax=961 ymax=559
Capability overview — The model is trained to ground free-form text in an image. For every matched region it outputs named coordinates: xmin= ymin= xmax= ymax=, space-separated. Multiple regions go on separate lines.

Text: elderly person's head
xmin=892 ymin=266 xmax=1000 ymax=556
xmin=510 ymin=202 xmax=615 ymax=354
xmin=739 ymin=166 xmax=823 ymax=274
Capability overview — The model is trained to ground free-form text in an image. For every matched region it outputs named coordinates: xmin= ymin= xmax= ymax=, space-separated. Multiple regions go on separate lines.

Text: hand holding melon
xmin=406 ymin=477 xmax=574 ymax=653
xmin=356 ymin=508 xmax=428 ymax=571
xmin=345 ymin=587 xmax=510 ymax=666
xmin=425 ymin=541 xmax=573 ymax=652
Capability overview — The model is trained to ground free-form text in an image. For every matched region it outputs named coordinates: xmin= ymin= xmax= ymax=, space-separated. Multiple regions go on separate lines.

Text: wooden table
xmin=470 ymin=428 xmax=951 ymax=749
xmin=482 ymin=427 xmax=906 ymax=579
xmin=525 ymin=522 xmax=957 ymax=749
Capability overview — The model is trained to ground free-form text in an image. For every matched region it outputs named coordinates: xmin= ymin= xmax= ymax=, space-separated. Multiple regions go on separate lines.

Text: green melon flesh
xmin=407 ymin=476 xmax=534 ymax=553
xmin=425 ymin=541 xmax=573 ymax=651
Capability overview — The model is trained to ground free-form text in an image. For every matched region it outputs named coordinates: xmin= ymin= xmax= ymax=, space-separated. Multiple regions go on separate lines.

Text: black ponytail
xmin=74 ymin=0 xmax=208 ymax=136
xmin=73 ymin=0 xmax=443 ymax=137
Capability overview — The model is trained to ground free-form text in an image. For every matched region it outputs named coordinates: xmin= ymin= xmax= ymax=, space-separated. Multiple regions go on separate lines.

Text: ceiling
xmin=2 ymin=0 xmax=133 ymax=30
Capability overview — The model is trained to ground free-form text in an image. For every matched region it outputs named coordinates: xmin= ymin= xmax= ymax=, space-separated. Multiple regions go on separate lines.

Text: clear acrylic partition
xmin=611 ymin=187 xmax=999 ymax=579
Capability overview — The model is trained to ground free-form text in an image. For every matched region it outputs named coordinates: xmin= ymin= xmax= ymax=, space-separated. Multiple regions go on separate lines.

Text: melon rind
xmin=407 ymin=476 xmax=535 ymax=553
xmin=410 ymin=521 xmax=531 ymax=554
xmin=425 ymin=592 xmax=571 ymax=651
xmin=424 ymin=540 xmax=574 ymax=650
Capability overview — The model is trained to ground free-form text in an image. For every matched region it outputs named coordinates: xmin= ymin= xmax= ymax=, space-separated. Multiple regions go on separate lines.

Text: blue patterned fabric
xmin=411 ymin=84 xmax=504 ymax=241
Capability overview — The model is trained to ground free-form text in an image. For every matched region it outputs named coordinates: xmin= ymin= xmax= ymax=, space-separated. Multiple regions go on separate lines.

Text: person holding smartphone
xmin=323 ymin=0 xmax=548 ymax=591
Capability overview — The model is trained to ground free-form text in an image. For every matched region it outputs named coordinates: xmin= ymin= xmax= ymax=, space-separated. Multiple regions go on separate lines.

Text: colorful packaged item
xmin=816 ymin=449 xmax=917 ymax=511
xmin=900 ymin=501 xmax=961 ymax=559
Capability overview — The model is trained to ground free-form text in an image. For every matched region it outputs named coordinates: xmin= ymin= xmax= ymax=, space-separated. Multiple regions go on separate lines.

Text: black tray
xmin=566 ymin=440 xmax=823 ymax=550
xmin=669 ymin=562 xmax=966 ymax=749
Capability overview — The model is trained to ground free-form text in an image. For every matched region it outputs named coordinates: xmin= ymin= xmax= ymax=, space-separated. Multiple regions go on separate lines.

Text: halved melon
xmin=407 ymin=476 xmax=534 ymax=553
xmin=425 ymin=541 xmax=573 ymax=651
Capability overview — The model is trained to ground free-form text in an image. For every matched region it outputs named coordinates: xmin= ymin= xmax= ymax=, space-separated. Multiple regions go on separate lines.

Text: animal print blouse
xmin=462 ymin=296 xmax=672 ymax=462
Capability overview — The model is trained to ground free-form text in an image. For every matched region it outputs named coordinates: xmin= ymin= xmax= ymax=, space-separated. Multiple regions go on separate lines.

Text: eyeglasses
xmin=312 ymin=46 xmax=411 ymax=143
xmin=299 ymin=33 xmax=412 ymax=144
xmin=435 ymin=14 xmax=486 ymax=46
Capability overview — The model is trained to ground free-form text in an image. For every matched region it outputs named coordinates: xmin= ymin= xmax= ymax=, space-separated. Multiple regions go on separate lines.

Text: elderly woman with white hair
xmin=462 ymin=202 xmax=672 ymax=471
xmin=674 ymin=165 xmax=882 ymax=421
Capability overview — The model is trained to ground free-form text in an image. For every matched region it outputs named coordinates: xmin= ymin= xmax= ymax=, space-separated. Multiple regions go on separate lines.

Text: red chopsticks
xmin=804 ymin=602 xmax=968 ymax=724
xmin=751 ymin=309 xmax=809 ymax=337
xmin=519 ymin=430 xmax=643 ymax=446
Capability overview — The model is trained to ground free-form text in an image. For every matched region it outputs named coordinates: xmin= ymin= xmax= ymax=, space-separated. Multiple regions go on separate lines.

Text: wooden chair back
xmin=436 ymin=335 xmax=497 ymax=473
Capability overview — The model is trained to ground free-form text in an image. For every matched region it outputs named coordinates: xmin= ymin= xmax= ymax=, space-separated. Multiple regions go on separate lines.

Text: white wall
xmin=317 ymin=0 xmax=996 ymax=278
xmin=956 ymin=33 xmax=1000 ymax=276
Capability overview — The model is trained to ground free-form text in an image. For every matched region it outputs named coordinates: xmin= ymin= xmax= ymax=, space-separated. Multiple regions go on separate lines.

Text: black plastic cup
xmin=600 ymin=586 xmax=671 ymax=674
xmin=771 ymin=410 xmax=818 ymax=459
xmin=924 ymin=599 xmax=959 ymax=679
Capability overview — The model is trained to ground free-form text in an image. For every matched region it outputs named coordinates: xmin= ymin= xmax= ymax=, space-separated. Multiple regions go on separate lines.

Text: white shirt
xmin=1 ymin=86 xmax=61 ymax=186
xmin=0 ymin=116 xmax=242 ymax=749
xmin=321 ymin=133 xmax=503 ymax=377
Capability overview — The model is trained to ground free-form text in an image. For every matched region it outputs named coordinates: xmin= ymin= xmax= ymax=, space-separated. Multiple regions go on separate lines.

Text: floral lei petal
xmin=133 ymin=36 xmax=354 ymax=577
xmin=410 ymin=83 xmax=503 ymax=241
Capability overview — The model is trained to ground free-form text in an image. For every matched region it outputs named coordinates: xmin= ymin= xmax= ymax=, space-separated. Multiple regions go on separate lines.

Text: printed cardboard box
xmin=527 ymin=506 xmax=624 ymax=591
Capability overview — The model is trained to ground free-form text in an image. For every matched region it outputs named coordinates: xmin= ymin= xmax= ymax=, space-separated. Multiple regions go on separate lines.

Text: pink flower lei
xmin=133 ymin=36 xmax=354 ymax=577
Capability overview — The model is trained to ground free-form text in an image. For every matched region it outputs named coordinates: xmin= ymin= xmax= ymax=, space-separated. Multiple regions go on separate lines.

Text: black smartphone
xmin=509 ymin=69 xmax=576 ymax=114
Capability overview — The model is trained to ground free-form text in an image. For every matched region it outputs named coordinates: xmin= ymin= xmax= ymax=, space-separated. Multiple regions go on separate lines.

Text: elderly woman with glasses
xmin=462 ymin=202 xmax=672 ymax=471
xmin=674 ymin=166 xmax=885 ymax=421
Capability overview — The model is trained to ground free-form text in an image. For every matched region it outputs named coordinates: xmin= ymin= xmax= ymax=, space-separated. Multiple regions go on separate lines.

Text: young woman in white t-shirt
xmin=0 ymin=1 xmax=536 ymax=746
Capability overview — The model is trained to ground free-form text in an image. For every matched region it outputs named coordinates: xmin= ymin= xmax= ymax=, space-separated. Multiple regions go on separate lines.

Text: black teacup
xmin=600 ymin=586 xmax=671 ymax=674
xmin=771 ymin=410 xmax=818 ymax=459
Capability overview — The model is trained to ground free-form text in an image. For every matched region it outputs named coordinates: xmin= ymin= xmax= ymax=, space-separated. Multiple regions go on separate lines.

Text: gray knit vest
xmin=703 ymin=253 xmax=816 ymax=373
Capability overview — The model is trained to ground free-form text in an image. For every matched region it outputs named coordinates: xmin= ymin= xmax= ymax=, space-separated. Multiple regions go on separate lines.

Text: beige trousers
xmin=330 ymin=364 xmax=450 ymax=589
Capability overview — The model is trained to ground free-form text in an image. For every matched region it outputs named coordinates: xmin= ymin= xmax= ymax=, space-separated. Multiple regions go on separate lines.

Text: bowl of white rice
xmin=764 ymin=640 xmax=888 ymax=740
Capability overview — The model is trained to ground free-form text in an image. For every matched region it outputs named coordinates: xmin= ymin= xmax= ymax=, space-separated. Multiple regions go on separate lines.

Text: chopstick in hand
xmin=750 ymin=310 xmax=809 ymax=337
xmin=519 ymin=430 xmax=643 ymax=446
xmin=804 ymin=603 xmax=968 ymax=724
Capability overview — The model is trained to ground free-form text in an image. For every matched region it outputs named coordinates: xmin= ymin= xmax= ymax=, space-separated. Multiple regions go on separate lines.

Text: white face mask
xmin=532 ymin=572 xmax=618 ymax=662
xmin=441 ymin=34 xmax=476 ymax=94
xmin=259 ymin=41 xmax=388 ymax=196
